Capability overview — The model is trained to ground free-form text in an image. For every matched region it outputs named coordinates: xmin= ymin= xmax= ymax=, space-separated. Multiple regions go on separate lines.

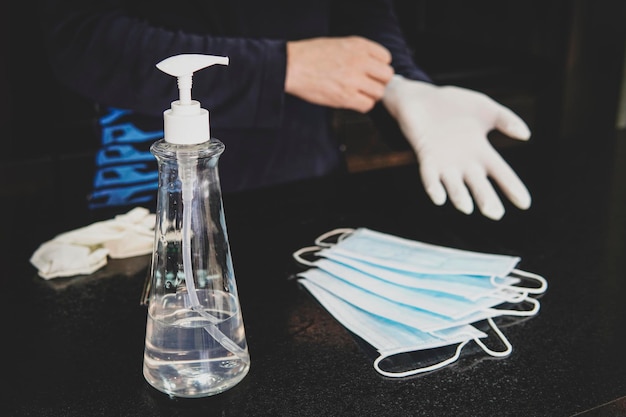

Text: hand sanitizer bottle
xmin=143 ymin=54 xmax=250 ymax=398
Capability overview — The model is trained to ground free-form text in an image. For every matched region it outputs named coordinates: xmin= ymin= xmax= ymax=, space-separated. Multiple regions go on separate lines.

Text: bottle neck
xmin=150 ymin=138 xmax=225 ymax=161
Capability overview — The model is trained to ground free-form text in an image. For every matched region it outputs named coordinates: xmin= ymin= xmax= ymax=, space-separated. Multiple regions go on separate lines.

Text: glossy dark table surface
xmin=5 ymin=131 xmax=626 ymax=417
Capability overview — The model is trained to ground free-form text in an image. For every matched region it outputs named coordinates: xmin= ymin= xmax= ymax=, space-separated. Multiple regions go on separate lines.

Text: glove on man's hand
xmin=383 ymin=75 xmax=532 ymax=220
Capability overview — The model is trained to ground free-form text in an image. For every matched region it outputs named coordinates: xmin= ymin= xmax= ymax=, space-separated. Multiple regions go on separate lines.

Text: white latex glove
xmin=30 ymin=241 xmax=109 ymax=280
xmin=102 ymin=208 xmax=155 ymax=258
xmin=30 ymin=207 xmax=155 ymax=279
xmin=383 ymin=75 xmax=532 ymax=220
xmin=54 ymin=207 xmax=155 ymax=258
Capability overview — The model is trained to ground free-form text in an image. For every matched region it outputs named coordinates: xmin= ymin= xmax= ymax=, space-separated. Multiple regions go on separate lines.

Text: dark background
xmin=2 ymin=0 xmax=625 ymax=223
xmin=3 ymin=2 xmax=626 ymax=415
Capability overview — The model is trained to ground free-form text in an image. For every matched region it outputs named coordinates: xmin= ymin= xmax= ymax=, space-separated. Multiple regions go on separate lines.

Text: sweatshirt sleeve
xmin=38 ymin=0 xmax=287 ymax=129
xmin=330 ymin=0 xmax=431 ymax=83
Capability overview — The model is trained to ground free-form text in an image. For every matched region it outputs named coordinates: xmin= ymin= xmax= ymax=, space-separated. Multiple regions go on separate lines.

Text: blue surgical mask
xmin=293 ymin=228 xmax=547 ymax=377
xmin=299 ymin=276 xmax=513 ymax=378
xmin=311 ymin=258 xmax=533 ymax=320
xmin=319 ymin=227 xmax=519 ymax=276
xmin=298 ymin=267 xmax=538 ymax=333
xmin=310 ymin=251 xmax=521 ymax=301
xmin=304 ymin=228 xmax=547 ymax=295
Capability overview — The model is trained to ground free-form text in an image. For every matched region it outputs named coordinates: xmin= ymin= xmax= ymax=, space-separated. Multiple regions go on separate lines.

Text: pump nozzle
xmin=157 ymin=55 xmax=229 ymax=105
xmin=156 ymin=54 xmax=229 ymax=145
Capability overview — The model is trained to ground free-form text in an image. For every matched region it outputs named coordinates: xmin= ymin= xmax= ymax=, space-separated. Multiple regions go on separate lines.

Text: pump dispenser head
xmin=156 ymin=54 xmax=229 ymax=145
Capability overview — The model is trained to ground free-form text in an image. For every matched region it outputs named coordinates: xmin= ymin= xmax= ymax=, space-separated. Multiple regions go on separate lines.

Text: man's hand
xmin=285 ymin=36 xmax=394 ymax=113
xmin=383 ymin=75 xmax=532 ymax=220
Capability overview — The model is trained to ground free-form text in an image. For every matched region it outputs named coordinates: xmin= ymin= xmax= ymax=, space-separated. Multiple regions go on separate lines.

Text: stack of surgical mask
xmin=293 ymin=228 xmax=547 ymax=378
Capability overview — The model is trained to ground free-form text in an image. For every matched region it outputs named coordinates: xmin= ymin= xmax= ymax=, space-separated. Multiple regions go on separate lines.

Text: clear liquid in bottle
xmin=143 ymin=290 xmax=250 ymax=398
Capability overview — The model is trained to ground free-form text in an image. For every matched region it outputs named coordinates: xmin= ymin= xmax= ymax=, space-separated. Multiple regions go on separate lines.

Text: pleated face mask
xmin=319 ymin=227 xmax=519 ymax=276
xmin=299 ymin=276 xmax=498 ymax=378
xmin=309 ymin=258 xmax=537 ymax=321
xmin=293 ymin=228 xmax=547 ymax=377
xmin=297 ymin=228 xmax=547 ymax=297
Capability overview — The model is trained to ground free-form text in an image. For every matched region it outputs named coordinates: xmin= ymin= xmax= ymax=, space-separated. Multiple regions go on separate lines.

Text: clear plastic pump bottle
xmin=143 ymin=54 xmax=250 ymax=398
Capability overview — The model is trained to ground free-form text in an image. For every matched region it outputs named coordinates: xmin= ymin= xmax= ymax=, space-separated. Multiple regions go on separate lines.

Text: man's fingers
xmin=348 ymin=93 xmax=377 ymax=113
xmin=356 ymin=76 xmax=388 ymax=101
xmin=366 ymin=62 xmax=394 ymax=84
xmin=286 ymin=36 xmax=394 ymax=110
xmin=358 ymin=37 xmax=392 ymax=63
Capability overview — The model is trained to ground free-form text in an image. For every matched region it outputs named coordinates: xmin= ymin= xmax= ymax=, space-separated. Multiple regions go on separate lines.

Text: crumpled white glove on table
xmin=30 ymin=207 xmax=155 ymax=279
xmin=382 ymin=75 xmax=532 ymax=220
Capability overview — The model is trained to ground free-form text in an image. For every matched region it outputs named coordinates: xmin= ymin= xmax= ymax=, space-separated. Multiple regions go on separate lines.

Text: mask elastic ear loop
xmin=374 ymin=318 xmax=513 ymax=378
xmin=492 ymin=269 xmax=548 ymax=295
xmin=473 ymin=317 xmax=513 ymax=357
xmin=487 ymin=295 xmax=540 ymax=317
xmin=292 ymin=246 xmax=323 ymax=267
xmin=373 ymin=339 xmax=471 ymax=378
xmin=495 ymin=288 xmax=529 ymax=303
xmin=314 ymin=228 xmax=355 ymax=247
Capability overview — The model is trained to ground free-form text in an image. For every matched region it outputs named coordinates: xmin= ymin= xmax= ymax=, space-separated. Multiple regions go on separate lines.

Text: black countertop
xmin=5 ymin=130 xmax=626 ymax=417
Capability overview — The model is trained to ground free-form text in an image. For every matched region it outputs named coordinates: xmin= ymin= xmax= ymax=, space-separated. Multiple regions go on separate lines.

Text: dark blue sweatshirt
xmin=40 ymin=0 xmax=430 ymax=201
